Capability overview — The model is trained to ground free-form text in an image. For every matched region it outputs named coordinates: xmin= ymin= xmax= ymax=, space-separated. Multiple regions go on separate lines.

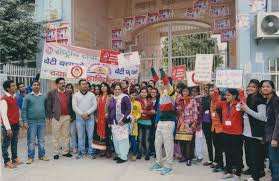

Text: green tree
xmin=162 ymin=32 xmax=223 ymax=71
xmin=0 ymin=0 xmax=44 ymax=64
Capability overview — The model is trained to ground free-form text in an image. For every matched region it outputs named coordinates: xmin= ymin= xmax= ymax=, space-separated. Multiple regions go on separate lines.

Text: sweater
xmin=72 ymin=91 xmax=97 ymax=118
xmin=151 ymin=67 xmax=176 ymax=121
xmin=21 ymin=92 xmax=47 ymax=123
xmin=131 ymin=100 xmax=142 ymax=136
xmin=138 ymin=98 xmax=154 ymax=126
xmin=265 ymin=96 xmax=279 ymax=142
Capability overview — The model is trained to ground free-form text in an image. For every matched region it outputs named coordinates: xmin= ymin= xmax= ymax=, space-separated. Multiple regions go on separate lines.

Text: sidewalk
xmin=1 ymin=135 xmax=271 ymax=181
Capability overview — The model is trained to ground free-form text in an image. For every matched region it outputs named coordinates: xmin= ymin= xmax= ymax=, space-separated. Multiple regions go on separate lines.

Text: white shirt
xmin=0 ymin=92 xmax=17 ymax=130
xmin=31 ymin=91 xmax=42 ymax=96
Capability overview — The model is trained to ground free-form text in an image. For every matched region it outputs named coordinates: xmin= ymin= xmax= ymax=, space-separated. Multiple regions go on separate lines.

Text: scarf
xmin=97 ymin=94 xmax=108 ymax=139
xmin=114 ymin=93 xmax=126 ymax=124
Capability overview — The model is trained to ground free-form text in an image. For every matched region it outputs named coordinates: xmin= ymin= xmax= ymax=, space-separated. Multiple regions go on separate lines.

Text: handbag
xmin=175 ymin=131 xmax=193 ymax=141
xmin=111 ymin=124 xmax=129 ymax=141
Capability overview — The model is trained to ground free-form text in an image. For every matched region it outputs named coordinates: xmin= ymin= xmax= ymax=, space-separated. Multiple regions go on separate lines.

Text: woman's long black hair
xmin=246 ymin=79 xmax=265 ymax=109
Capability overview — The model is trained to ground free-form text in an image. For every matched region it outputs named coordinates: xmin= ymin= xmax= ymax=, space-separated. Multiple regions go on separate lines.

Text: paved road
xmin=1 ymin=136 xmax=271 ymax=181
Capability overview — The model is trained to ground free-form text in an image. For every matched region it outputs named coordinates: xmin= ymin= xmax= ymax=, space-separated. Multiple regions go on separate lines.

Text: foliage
xmin=0 ymin=0 xmax=45 ymax=64
xmin=162 ymin=32 xmax=224 ymax=70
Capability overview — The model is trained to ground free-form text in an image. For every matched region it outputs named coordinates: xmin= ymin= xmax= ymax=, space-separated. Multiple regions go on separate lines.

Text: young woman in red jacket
xmin=212 ymin=88 xmax=243 ymax=180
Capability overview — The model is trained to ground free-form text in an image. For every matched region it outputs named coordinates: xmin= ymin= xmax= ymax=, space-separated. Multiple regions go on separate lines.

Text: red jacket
xmin=213 ymin=92 xmax=243 ymax=135
xmin=138 ymin=98 xmax=155 ymax=121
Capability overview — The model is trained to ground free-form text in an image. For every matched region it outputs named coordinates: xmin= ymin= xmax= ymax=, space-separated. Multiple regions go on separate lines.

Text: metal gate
xmin=130 ymin=21 xmax=225 ymax=81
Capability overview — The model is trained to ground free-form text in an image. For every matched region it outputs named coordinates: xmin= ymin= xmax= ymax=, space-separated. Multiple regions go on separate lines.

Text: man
xmin=22 ymin=80 xmax=49 ymax=164
xmin=17 ymin=82 xmax=27 ymax=110
xmin=72 ymin=79 xmax=97 ymax=159
xmin=121 ymin=80 xmax=129 ymax=95
xmin=47 ymin=77 xmax=73 ymax=160
xmin=149 ymin=66 xmax=176 ymax=175
xmin=0 ymin=80 xmax=24 ymax=169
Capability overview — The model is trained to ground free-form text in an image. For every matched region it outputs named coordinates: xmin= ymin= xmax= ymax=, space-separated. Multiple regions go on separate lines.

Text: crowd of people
xmin=0 ymin=67 xmax=279 ymax=181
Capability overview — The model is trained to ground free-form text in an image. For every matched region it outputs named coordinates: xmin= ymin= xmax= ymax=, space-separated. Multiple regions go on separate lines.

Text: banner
xmin=100 ymin=50 xmax=120 ymax=65
xmin=123 ymin=17 xmax=134 ymax=30
xmin=159 ymin=9 xmax=172 ymax=20
xmin=186 ymin=71 xmax=198 ymax=87
xmin=45 ymin=22 xmax=71 ymax=45
xmin=209 ymin=4 xmax=230 ymax=17
xmin=117 ymin=52 xmax=140 ymax=68
xmin=215 ymin=69 xmax=243 ymax=88
xmin=112 ymin=29 xmax=122 ymax=40
xmin=194 ymin=54 xmax=214 ymax=83
xmin=147 ymin=12 xmax=159 ymax=24
xmin=171 ymin=65 xmax=186 ymax=81
xmin=135 ymin=15 xmax=147 ymax=28
xmin=41 ymin=43 xmax=139 ymax=84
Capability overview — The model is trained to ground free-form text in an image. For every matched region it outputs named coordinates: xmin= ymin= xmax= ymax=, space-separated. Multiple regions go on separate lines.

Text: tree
xmin=0 ymin=0 xmax=44 ymax=64
xmin=162 ymin=32 xmax=223 ymax=71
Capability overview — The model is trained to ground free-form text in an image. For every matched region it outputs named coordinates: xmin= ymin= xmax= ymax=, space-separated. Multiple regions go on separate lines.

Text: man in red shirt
xmin=0 ymin=80 xmax=24 ymax=169
xmin=47 ymin=77 xmax=74 ymax=160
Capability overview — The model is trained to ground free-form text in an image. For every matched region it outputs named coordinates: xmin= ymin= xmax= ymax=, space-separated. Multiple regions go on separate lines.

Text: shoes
xmin=13 ymin=158 xmax=24 ymax=165
xmin=179 ymin=159 xmax=187 ymax=163
xmin=213 ymin=166 xmax=224 ymax=173
xmin=203 ymin=161 xmax=213 ymax=166
xmin=186 ymin=160 xmax=192 ymax=166
xmin=131 ymin=156 xmax=137 ymax=161
xmin=192 ymin=158 xmax=203 ymax=164
xmin=136 ymin=155 xmax=142 ymax=160
xmin=113 ymin=157 xmax=120 ymax=161
xmin=76 ymin=154 xmax=85 ymax=159
xmin=242 ymin=168 xmax=251 ymax=175
xmin=210 ymin=162 xmax=218 ymax=168
xmin=100 ymin=152 xmax=106 ymax=157
xmin=160 ymin=167 xmax=173 ymax=175
xmin=39 ymin=156 xmax=49 ymax=161
xmin=145 ymin=156 xmax=150 ymax=161
xmin=105 ymin=152 xmax=112 ymax=159
xmin=26 ymin=158 xmax=34 ymax=164
xmin=90 ymin=155 xmax=97 ymax=159
xmin=54 ymin=155 xmax=59 ymax=160
xmin=116 ymin=158 xmax=127 ymax=164
xmin=62 ymin=153 xmax=72 ymax=157
xmin=221 ymin=173 xmax=233 ymax=179
xmin=150 ymin=163 xmax=164 ymax=171
xmin=5 ymin=160 xmax=16 ymax=169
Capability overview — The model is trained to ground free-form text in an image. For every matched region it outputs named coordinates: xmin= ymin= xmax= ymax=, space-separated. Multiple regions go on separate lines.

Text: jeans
xmin=2 ymin=124 xmax=20 ymax=164
xmin=269 ymin=144 xmax=279 ymax=181
xmin=130 ymin=136 xmax=138 ymax=156
xmin=138 ymin=124 xmax=151 ymax=156
xmin=76 ymin=116 xmax=95 ymax=155
xmin=27 ymin=122 xmax=46 ymax=159
xmin=70 ymin=120 xmax=77 ymax=150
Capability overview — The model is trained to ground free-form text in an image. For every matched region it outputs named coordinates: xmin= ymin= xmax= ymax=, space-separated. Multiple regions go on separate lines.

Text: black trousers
xmin=212 ymin=132 xmax=224 ymax=167
xmin=223 ymin=134 xmax=243 ymax=176
xmin=149 ymin=118 xmax=156 ymax=154
xmin=246 ymin=137 xmax=265 ymax=181
xmin=202 ymin=122 xmax=213 ymax=162
xmin=244 ymin=137 xmax=252 ymax=169
xmin=179 ymin=136 xmax=195 ymax=160
xmin=2 ymin=124 xmax=20 ymax=164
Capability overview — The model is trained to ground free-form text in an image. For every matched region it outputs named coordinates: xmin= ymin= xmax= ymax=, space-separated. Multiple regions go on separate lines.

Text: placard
xmin=171 ymin=65 xmax=186 ymax=81
xmin=100 ymin=50 xmax=120 ymax=65
xmin=194 ymin=54 xmax=214 ymax=83
xmin=215 ymin=69 xmax=243 ymax=88
xmin=118 ymin=52 xmax=140 ymax=68
xmin=112 ymin=40 xmax=123 ymax=50
xmin=135 ymin=15 xmax=147 ymax=28
xmin=123 ymin=17 xmax=134 ymax=30
xmin=147 ymin=12 xmax=159 ymax=24
xmin=186 ymin=71 xmax=198 ymax=87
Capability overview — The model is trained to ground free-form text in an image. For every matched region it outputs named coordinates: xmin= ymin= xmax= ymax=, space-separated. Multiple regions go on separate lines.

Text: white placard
xmin=215 ymin=69 xmax=243 ymax=88
xmin=186 ymin=71 xmax=198 ymax=87
xmin=118 ymin=52 xmax=140 ymax=68
xmin=194 ymin=54 xmax=214 ymax=83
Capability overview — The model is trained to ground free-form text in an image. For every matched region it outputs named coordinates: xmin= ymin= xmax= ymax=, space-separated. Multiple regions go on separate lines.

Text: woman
xmin=209 ymin=88 xmax=224 ymax=172
xmin=93 ymin=82 xmax=112 ymax=158
xmin=176 ymin=87 xmax=198 ymax=166
xmin=149 ymin=87 xmax=160 ymax=157
xmin=66 ymin=83 xmax=77 ymax=154
xmin=108 ymin=83 xmax=132 ymax=164
xmin=240 ymin=79 xmax=267 ymax=181
xmin=212 ymin=88 xmax=243 ymax=180
xmin=94 ymin=84 xmax=101 ymax=97
xmin=138 ymin=88 xmax=155 ymax=160
xmin=261 ymin=80 xmax=279 ymax=181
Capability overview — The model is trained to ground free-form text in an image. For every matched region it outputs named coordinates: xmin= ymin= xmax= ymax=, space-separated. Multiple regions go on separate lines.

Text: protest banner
xmin=215 ymin=69 xmax=243 ymax=88
xmin=171 ymin=65 xmax=186 ymax=81
xmin=41 ymin=43 xmax=139 ymax=84
xmin=194 ymin=54 xmax=214 ymax=83
xmin=186 ymin=71 xmax=198 ymax=87
xmin=117 ymin=52 xmax=140 ymax=68
xmin=100 ymin=50 xmax=120 ymax=65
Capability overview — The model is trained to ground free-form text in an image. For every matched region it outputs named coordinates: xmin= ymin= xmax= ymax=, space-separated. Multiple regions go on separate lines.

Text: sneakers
xmin=39 ymin=156 xmax=50 ymax=161
xmin=160 ymin=167 xmax=173 ymax=175
xmin=76 ymin=154 xmax=85 ymax=159
xmin=26 ymin=158 xmax=34 ymax=164
xmin=186 ymin=160 xmax=192 ymax=166
xmin=62 ymin=153 xmax=72 ymax=157
xmin=113 ymin=157 xmax=120 ymax=161
xmin=131 ymin=156 xmax=137 ymax=161
xmin=150 ymin=163 xmax=164 ymax=171
xmin=136 ymin=155 xmax=142 ymax=160
xmin=13 ymin=158 xmax=24 ymax=165
xmin=221 ymin=173 xmax=233 ymax=179
xmin=5 ymin=160 xmax=16 ymax=169
xmin=116 ymin=158 xmax=127 ymax=164
xmin=54 ymin=155 xmax=59 ymax=160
